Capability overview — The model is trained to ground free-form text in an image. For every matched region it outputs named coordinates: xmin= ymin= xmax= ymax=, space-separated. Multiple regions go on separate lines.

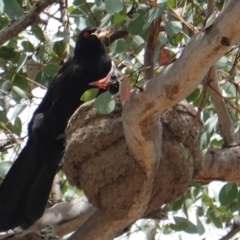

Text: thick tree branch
xmin=194 ymin=147 xmax=240 ymax=182
xmin=0 ymin=197 xmax=96 ymax=239
xmin=121 ymin=0 xmax=240 ymax=235
xmin=0 ymin=0 xmax=57 ymax=46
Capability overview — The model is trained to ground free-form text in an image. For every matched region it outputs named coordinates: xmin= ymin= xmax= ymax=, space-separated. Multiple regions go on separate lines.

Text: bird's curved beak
xmin=89 ymin=73 xmax=111 ymax=89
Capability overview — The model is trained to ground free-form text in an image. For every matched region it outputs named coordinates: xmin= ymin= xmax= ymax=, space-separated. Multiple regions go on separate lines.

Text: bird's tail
xmin=0 ymin=141 xmax=58 ymax=231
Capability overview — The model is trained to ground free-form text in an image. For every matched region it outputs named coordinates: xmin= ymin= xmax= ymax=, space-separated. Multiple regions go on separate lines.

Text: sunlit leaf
xmin=204 ymin=11 xmax=217 ymax=29
xmin=10 ymin=103 xmax=27 ymax=121
xmin=17 ymin=53 xmax=28 ymax=73
xmin=0 ymin=161 xmax=13 ymax=175
xmin=196 ymin=215 xmax=205 ymax=235
xmin=12 ymin=86 xmax=28 ymax=99
xmin=81 ymin=88 xmax=99 ymax=102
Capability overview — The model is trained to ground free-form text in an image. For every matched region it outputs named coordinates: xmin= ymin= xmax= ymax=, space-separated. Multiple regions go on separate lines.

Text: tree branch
xmin=0 ymin=0 xmax=57 ymax=46
xmin=208 ymin=67 xmax=237 ymax=146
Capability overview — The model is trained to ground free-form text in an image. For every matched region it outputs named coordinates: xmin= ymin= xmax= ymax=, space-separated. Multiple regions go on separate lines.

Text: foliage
xmin=0 ymin=0 xmax=239 ymax=239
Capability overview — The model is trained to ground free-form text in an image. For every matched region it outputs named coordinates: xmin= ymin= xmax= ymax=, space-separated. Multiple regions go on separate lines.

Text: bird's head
xmin=74 ymin=27 xmax=108 ymax=57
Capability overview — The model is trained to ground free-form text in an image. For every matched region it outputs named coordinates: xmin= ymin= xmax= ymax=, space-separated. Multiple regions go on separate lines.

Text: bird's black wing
xmin=0 ymin=59 xmax=85 ymax=230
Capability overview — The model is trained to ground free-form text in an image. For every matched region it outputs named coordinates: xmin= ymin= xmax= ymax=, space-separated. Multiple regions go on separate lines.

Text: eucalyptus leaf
xmin=196 ymin=215 xmax=205 ymax=235
xmin=43 ymin=63 xmax=59 ymax=76
xmin=165 ymin=21 xmax=182 ymax=35
xmin=105 ymin=0 xmax=123 ymax=14
xmin=173 ymin=217 xmax=198 ymax=234
xmin=0 ymin=161 xmax=13 ymax=175
xmin=94 ymin=91 xmax=115 ymax=114
xmin=3 ymin=0 xmax=23 ymax=19
xmin=2 ymin=80 xmax=12 ymax=92
xmin=17 ymin=53 xmax=28 ymax=73
xmin=219 ymin=183 xmax=238 ymax=206
xmin=12 ymin=86 xmax=28 ymax=99
xmin=81 ymin=88 xmax=99 ymax=102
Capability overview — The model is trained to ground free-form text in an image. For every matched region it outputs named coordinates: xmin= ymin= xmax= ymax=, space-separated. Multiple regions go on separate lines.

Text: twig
xmin=84 ymin=0 xmax=99 ymax=26
xmin=208 ymin=67 xmax=237 ymax=146
xmin=144 ymin=17 xmax=162 ymax=81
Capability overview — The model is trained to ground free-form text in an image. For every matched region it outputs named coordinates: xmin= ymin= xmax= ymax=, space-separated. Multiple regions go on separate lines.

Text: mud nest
xmin=63 ymin=96 xmax=202 ymax=219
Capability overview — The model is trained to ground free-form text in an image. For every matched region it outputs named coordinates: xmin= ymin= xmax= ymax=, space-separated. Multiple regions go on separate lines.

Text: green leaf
xmin=17 ymin=53 xmax=28 ymax=72
xmin=219 ymin=183 xmax=238 ymax=206
xmin=187 ymin=88 xmax=200 ymax=103
xmin=31 ymin=26 xmax=45 ymax=41
xmin=169 ymin=221 xmax=188 ymax=231
xmin=105 ymin=0 xmax=123 ymax=14
xmin=201 ymin=194 xmax=213 ymax=206
xmin=13 ymin=74 xmax=29 ymax=92
xmin=143 ymin=8 xmax=163 ymax=29
xmin=237 ymin=190 xmax=240 ymax=206
xmin=100 ymin=13 xmax=112 ymax=27
xmin=10 ymin=103 xmax=27 ymax=121
xmin=112 ymin=11 xmax=126 ymax=25
xmin=0 ymin=46 xmax=16 ymax=59
xmin=12 ymin=117 xmax=22 ymax=136
xmin=165 ymin=21 xmax=182 ymax=35
xmin=171 ymin=195 xmax=184 ymax=211
xmin=43 ymin=63 xmax=59 ymax=76
xmin=0 ymin=1 xmax=4 ymax=14
xmin=204 ymin=11 xmax=217 ymax=29
xmin=2 ymin=80 xmax=12 ymax=92
xmin=21 ymin=41 xmax=34 ymax=52
xmin=173 ymin=217 xmax=198 ymax=234
xmin=170 ymin=32 xmax=184 ymax=46
xmin=126 ymin=12 xmax=145 ymax=35
xmin=209 ymin=210 xmax=222 ymax=228
xmin=53 ymin=41 xmax=66 ymax=57
xmin=12 ymin=86 xmax=28 ymax=99
xmin=112 ymin=39 xmax=127 ymax=54
xmin=35 ymin=71 xmax=53 ymax=87
xmin=3 ymin=0 xmax=23 ymax=19
xmin=0 ymin=110 xmax=13 ymax=129
xmin=94 ymin=91 xmax=115 ymax=114
xmin=81 ymin=88 xmax=99 ymax=102
xmin=0 ymin=161 xmax=13 ymax=175
xmin=196 ymin=215 xmax=205 ymax=235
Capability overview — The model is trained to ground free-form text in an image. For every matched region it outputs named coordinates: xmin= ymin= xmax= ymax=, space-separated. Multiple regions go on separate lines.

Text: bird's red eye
xmin=83 ymin=31 xmax=90 ymax=38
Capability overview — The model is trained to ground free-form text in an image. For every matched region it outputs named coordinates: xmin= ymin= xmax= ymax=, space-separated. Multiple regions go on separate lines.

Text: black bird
xmin=0 ymin=26 xmax=112 ymax=231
